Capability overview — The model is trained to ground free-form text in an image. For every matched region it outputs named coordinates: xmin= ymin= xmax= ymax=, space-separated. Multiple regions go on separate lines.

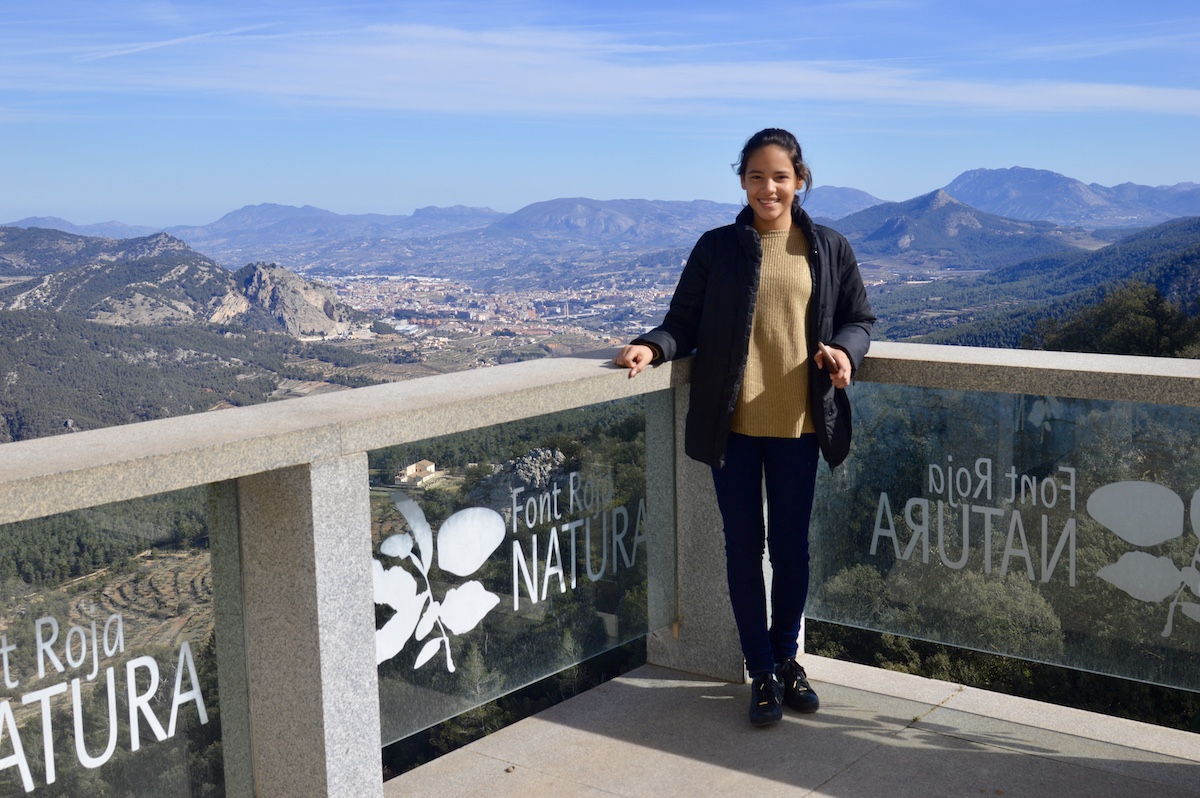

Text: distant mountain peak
xmin=7 ymin=215 xmax=76 ymax=229
xmin=206 ymin=203 xmax=343 ymax=231
xmin=942 ymin=168 xmax=1200 ymax=227
xmin=832 ymin=188 xmax=1072 ymax=267
xmin=803 ymin=186 xmax=887 ymax=220
xmin=919 ymin=189 xmax=960 ymax=210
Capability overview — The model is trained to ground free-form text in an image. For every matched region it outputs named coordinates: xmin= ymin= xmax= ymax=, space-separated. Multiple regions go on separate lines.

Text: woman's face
xmin=740 ymin=144 xmax=799 ymax=232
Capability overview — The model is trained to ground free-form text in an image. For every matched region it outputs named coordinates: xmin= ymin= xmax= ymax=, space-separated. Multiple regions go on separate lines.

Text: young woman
xmin=614 ymin=128 xmax=874 ymax=727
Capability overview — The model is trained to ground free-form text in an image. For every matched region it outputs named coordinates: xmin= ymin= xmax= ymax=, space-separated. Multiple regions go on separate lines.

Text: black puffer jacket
xmin=634 ymin=204 xmax=875 ymax=469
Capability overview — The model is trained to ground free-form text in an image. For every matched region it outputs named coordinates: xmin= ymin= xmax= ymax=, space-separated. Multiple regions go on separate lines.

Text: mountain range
xmin=7 ymin=168 xmax=1200 ymax=296
xmin=3 ymin=216 xmax=162 ymax=239
xmin=165 ymin=203 xmax=506 ymax=255
xmin=6 ymin=168 xmax=1198 ymax=279
xmin=212 ymin=187 xmax=1099 ymax=288
xmin=4 ymin=164 xmax=1200 ymax=332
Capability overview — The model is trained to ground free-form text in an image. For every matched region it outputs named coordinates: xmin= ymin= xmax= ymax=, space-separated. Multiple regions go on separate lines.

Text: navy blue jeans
xmin=711 ymin=432 xmax=819 ymax=679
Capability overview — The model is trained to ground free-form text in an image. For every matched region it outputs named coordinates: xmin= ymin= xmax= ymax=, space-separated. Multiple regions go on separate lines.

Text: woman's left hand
xmin=816 ymin=342 xmax=852 ymax=389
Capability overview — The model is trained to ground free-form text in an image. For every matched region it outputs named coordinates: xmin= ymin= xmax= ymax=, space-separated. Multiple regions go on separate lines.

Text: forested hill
xmin=873 ymin=216 xmax=1200 ymax=346
xmin=0 ymin=311 xmax=277 ymax=441
xmin=0 ymin=310 xmax=380 ymax=443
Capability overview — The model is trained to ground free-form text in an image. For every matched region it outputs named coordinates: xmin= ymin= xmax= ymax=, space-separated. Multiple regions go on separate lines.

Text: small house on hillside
xmin=396 ymin=460 xmax=437 ymax=486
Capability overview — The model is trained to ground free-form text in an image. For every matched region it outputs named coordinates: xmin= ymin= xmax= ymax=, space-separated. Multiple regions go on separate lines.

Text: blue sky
xmin=2 ymin=0 xmax=1198 ymax=227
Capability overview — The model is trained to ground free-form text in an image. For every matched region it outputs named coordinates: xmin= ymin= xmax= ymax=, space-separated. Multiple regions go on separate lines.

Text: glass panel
xmin=0 ymin=488 xmax=228 ymax=797
xmin=371 ymin=393 xmax=671 ymax=745
xmin=810 ymin=383 xmax=1200 ymax=692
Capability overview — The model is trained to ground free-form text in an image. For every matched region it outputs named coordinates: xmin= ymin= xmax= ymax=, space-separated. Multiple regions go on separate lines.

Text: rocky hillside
xmin=234 ymin=261 xmax=363 ymax=336
xmin=0 ymin=227 xmax=365 ymax=336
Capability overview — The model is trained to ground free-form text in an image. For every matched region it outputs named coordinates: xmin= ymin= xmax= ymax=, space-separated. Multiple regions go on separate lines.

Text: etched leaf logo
xmin=1097 ymin=553 xmax=1185 ymax=602
xmin=1088 ymin=481 xmax=1200 ymax=637
xmin=1087 ymin=481 xmax=1182 ymax=546
xmin=374 ymin=490 xmax=505 ymax=672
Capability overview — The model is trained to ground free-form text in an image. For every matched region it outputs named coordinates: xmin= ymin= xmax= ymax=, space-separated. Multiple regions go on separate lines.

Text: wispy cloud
xmin=72 ymin=25 xmax=272 ymax=62
xmin=7 ymin=21 xmax=1200 ymax=118
xmin=1013 ymin=29 xmax=1200 ymax=61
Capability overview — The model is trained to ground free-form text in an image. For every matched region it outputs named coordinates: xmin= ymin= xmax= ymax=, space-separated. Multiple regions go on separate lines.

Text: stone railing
xmin=3 ymin=341 xmax=1199 ymax=796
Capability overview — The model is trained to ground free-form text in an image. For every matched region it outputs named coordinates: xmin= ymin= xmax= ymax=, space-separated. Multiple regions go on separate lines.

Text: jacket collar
xmin=734 ymin=202 xmax=815 ymax=236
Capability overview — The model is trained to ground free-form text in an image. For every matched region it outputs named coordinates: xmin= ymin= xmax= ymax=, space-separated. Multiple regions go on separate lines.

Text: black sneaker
xmin=748 ymin=673 xmax=783 ymax=727
xmin=776 ymin=658 xmax=820 ymax=714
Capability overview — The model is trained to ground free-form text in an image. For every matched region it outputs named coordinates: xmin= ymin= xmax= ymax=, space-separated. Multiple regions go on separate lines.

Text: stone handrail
xmin=859 ymin=341 xmax=1200 ymax=404
xmin=7 ymin=341 xmax=1198 ymax=527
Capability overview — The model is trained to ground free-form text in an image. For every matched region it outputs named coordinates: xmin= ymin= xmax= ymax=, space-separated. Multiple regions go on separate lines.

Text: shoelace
xmin=780 ymin=661 xmax=808 ymax=692
xmin=755 ymin=677 xmax=778 ymax=706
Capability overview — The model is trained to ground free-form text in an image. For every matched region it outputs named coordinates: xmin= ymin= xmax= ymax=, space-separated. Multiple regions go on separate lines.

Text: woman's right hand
xmin=613 ymin=344 xmax=656 ymax=378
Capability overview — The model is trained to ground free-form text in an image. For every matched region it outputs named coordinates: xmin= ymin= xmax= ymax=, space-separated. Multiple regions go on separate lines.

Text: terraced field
xmin=5 ymin=549 xmax=215 ymax=691
xmin=87 ymin=549 xmax=215 ymax=653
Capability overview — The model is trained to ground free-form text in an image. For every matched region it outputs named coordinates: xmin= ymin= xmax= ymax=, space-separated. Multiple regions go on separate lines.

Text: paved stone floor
xmin=385 ymin=655 xmax=1200 ymax=797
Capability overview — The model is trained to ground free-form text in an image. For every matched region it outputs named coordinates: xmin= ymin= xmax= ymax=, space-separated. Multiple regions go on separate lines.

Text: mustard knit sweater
xmin=730 ymin=228 xmax=815 ymax=438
